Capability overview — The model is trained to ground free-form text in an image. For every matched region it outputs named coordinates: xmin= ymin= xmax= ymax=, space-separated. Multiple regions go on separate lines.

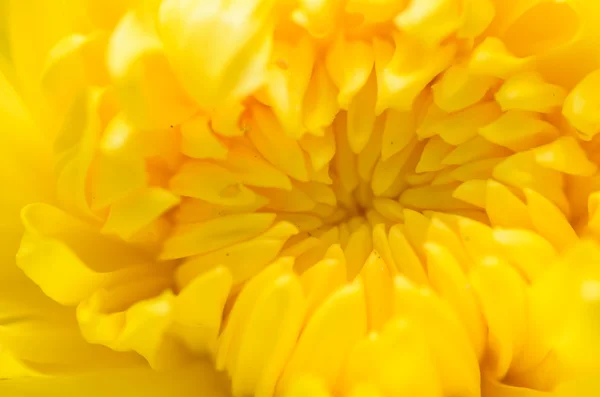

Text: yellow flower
xmin=1 ymin=0 xmax=600 ymax=396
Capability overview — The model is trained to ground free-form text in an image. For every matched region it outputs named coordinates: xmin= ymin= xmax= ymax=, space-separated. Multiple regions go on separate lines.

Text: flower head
xmin=1 ymin=0 xmax=600 ymax=396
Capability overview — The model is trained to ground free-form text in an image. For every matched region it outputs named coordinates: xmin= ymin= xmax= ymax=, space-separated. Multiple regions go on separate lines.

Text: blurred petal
xmin=0 ymin=360 xmax=231 ymax=397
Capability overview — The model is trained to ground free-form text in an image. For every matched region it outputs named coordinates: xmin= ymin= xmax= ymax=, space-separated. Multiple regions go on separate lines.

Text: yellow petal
xmin=0 ymin=347 xmax=42 ymax=378
xmin=344 ymin=224 xmax=373 ymax=280
xmin=453 ymin=180 xmax=486 ymax=208
xmin=249 ymin=105 xmax=309 ymax=182
xmin=425 ymin=243 xmax=485 ymax=359
xmin=347 ymin=383 xmax=384 ymax=397
xmin=301 ymin=257 xmax=346 ymax=321
xmin=500 ymin=0 xmax=581 ymax=59
xmin=416 ymin=95 xmax=447 ymax=140
xmin=159 ymin=0 xmax=274 ymax=110
xmin=434 ymin=101 xmax=502 ymax=146
xmin=360 ymin=252 xmax=393 ymax=331
xmin=102 ymin=188 xmax=180 ymax=240
xmin=280 ymin=281 xmax=367 ymax=392
xmin=90 ymin=114 xmax=147 ymax=211
xmin=174 ymin=197 xmax=267 ymax=224
xmin=283 ymin=375 xmax=332 ymax=397
xmin=481 ymin=376 xmax=552 ymax=397
xmin=211 ymin=102 xmax=247 ymax=137
xmin=378 ymin=35 xmax=455 ymax=111
xmin=494 ymin=228 xmax=557 ymax=283
xmin=303 ymin=62 xmax=339 ymax=134
xmin=0 ymin=68 xmax=54 ymax=285
xmin=479 ymin=111 xmax=559 ymax=152
xmin=495 ymin=72 xmax=566 ymax=113
xmin=393 ymin=277 xmax=480 ymax=397
xmin=426 ymin=217 xmax=472 ymax=271
xmin=443 ymin=136 xmax=511 ymax=165
xmin=169 ymin=160 xmax=267 ymax=207
xmin=112 ymin=291 xmax=191 ymax=369
xmin=371 ymin=224 xmax=397 ymax=273
xmin=221 ymin=144 xmax=293 ymax=190
xmin=450 ymin=158 xmax=503 ymax=182
xmin=401 ymin=183 xmax=476 ymax=211
xmin=1 ymin=288 xmax=140 ymax=371
xmin=372 ymin=199 xmax=405 ymax=224
xmin=381 ymin=109 xmax=416 ymax=161
xmin=54 ymin=89 xmax=106 ymax=219
xmin=587 ymin=191 xmax=600 ymax=238
xmin=345 ymin=0 xmax=405 ymax=25
xmin=376 ymin=319 xmax=443 ymax=397
xmin=85 ymin=0 xmax=136 ymax=30
xmin=299 ymin=126 xmax=336 ymax=171
xmin=6 ymin=0 xmax=89 ymax=119
xmin=388 ymin=224 xmax=428 ymax=285
xmin=470 ymin=257 xmax=527 ymax=379
xmin=326 ymin=36 xmax=374 ymax=108
xmin=563 ymin=68 xmax=600 ymax=140
xmin=402 ymin=209 xmax=432 ymax=260
xmin=276 ymin=214 xmax=323 ymax=233
xmin=457 ymin=0 xmax=494 ymax=39
xmin=339 ymin=333 xmax=380 ymax=392
xmin=91 ymin=151 xmax=147 ymax=212
xmin=17 ymin=203 xmax=152 ymax=305
xmin=217 ymin=257 xmax=294 ymax=372
xmin=232 ymin=274 xmax=306 ymax=397
xmin=160 ymin=213 xmax=276 ymax=260
xmin=485 ymin=180 xmax=532 ymax=230
xmin=372 ymin=139 xmax=418 ymax=196
xmin=260 ymin=185 xmax=318 ymax=213
xmin=41 ymin=32 xmax=109 ymax=136
xmin=264 ymin=37 xmax=314 ymax=138
xmin=107 ymin=10 xmax=196 ymax=129
xmin=432 ymin=65 xmax=496 ymax=113
xmin=180 ymin=115 xmax=229 ymax=160
xmin=176 ymin=221 xmax=298 ymax=286
xmin=333 ymin=114 xmax=361 ymax=193
xmin=533 ymin=136 xmax=597 ymax=176
xmin=394 ymin=0 xmax=461 ymax=46
xmin=468 ymin=37 xmax=527 ymax=78
xmin=0 ymin=360 xmax=231 ymax=397
xmin=296 ymin=181 xmax=337 ymax=207
xmin=431 ymin=167 xmax=459 ymax=186
xmin=355 ymin=123 xmax=382 ymax=183
xmin=171 ymin=266 xmax=232 ymax=355
xmin=456 ymin=216 xmax=505 ymax=266
xmin=347 ymin=72 xmax=377 ymax=154
xmin=524 ymin=188 xmax=578 ymax=252
xmin=416 ymin=137 xmax=454 ymax=173
xmin=493 ymin=152 xmax=568 ymax=214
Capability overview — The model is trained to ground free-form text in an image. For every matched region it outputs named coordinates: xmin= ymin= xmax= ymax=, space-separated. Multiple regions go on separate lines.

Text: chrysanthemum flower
xmin=1 ymin=0 xmax=600 ymax=395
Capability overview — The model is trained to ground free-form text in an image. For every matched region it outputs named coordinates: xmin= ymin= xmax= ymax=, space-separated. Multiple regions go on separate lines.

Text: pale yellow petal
xmin=171 ymin=266 xmax=232 ymax=355
xmin=107 ymin=10 xmax=196 ymax=129
xmin=175 ymin=221 xmax=298 ymax=286
xmin=0 ymin=360 xmax=231 ymax=397
xmin=159 ymin=0 xmax=274 ymax=110
xmin=279 ymin=282 xmax=367 ymax=392
xmin=102 ymin=188 xmax=180 ymax=240
xmin=470 ymin=257 xmax=527 ymax=379
xmin=232 ymin=274 xmax=305 ymax=397
xmin=160 ymin=213 xmax=277 ymax=260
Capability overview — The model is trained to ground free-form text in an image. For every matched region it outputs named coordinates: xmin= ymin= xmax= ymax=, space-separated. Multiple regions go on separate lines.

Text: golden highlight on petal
xmin=2 ymin=0 xmax=600 ymax=396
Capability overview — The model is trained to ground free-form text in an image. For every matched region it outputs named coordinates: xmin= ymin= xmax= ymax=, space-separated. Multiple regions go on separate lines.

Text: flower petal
xmin=0 ymin=360 xmax=231 ymax=397
xmin=107 ymin=10 xmax=197 ymax=129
